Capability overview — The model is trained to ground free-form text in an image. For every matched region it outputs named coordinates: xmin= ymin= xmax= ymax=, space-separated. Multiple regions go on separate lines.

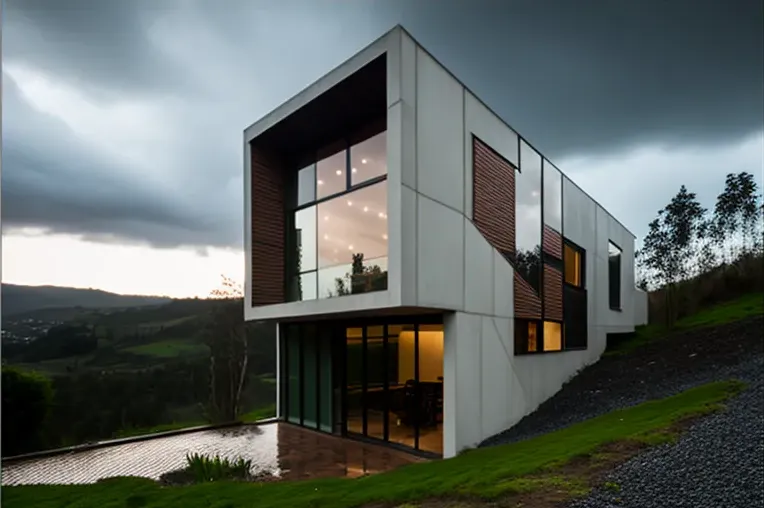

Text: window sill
xmin=609 ymin=306 xmax=623 ymax=312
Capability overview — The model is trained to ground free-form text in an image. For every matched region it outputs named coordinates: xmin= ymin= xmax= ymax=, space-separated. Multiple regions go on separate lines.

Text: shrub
xmin=1 ymin=366 xmax=54 ymax=456
xmin=184 ymin=452 xmax=252 ymax=483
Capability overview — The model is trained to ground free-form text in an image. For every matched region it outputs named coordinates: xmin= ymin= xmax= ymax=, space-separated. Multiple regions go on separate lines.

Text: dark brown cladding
xmin=472 ymin=137 xmax=516 ymax=258
xmin=543 ymin=224 xmax=563 ymax=260
xmin=514 ymin=272 xmax=542 ymax=320
xmin=251 ymin=146 xmax=285 ymax=306
xmin=543 ymin=264 xmax=563 ymax=321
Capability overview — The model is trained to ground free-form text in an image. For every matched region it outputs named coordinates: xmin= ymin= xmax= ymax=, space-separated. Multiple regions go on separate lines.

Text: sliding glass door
xmin=343 ymin=321 xmax=444 ymax=455
xmin=281 ymin=317 xmax=444 ymax=455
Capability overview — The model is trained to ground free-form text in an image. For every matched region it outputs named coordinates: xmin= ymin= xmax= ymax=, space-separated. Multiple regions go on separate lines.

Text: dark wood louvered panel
xmin=251 ymin=146 xmax=285 ymax=306
xmin=543 ymin=264 xmax=563 ymax=321
xmin=543 ymin=224 xmax=563 ymax=260
xmin=472 ymin=137 xmax=516 ymax=258
xmin=514 ymin=272 xmax=542 ymax=320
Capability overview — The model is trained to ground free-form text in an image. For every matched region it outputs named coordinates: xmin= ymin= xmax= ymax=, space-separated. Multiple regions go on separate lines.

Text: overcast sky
xmin=2 ymin=0 xmax=763 ymax=297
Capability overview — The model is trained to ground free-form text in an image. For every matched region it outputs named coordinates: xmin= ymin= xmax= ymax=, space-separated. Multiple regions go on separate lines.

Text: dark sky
xmin=3 ymin=0 xmax=763 ymax=250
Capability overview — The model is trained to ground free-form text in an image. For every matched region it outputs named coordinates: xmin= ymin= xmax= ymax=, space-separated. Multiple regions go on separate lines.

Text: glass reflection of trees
xmin=289 ymin=128 xmax=388 ymax=302
xmin=543 ymin=160 xmax=563 ymax=233
xmin=516 ymin=140 xmax=543 ymax=293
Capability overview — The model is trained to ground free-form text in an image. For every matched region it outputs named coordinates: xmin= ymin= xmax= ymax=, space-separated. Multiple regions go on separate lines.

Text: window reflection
xmin=351 ymin=131 xmax=387 ymax=186
xmin=543 ymin=161 xmax=562 ymax=232
xmin=317 ymin=149 xmax=347 ymax=199
xmin=295 ymin=206 xmax=317 ymax=273
xmin=516 ymin=141 xmax=543 ymax=294
xmin=297 ymin=164 xmax=316 ymax=206
xmin=317 ymin=181 xmax=388 ymax=297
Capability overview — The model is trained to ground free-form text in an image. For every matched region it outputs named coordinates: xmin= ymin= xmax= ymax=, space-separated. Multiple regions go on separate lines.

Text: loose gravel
xmin=570 ymin=363 xmax=764 ymax=508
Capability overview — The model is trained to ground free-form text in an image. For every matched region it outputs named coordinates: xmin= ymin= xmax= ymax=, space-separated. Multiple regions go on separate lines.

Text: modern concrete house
xmin=243 ymin=26 xmax=648 ymax=459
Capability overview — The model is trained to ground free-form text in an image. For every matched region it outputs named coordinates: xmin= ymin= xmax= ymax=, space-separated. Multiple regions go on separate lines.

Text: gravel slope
xmin=480 ymin=316 xmax=764 ymax=447
xmin=477 ymin=316 xmax=763 ymax=508
xmin=571 ymin=361 xmax=763 ymax=508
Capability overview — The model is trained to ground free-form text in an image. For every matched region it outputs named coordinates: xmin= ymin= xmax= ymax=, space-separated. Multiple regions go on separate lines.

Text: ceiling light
xmin=352 ymin=167 xmax=358 ymax=173
xmin=348 ymin=245 xmax=354 ymax=250
xmin=378 ymin=212 xmax=384 ymax=218
xmin=361 ymin=158 xmax=367 ymax=164
xmin=363 ymin=206 xmax=369 ymax=212
xmin=323 ymin=234 xmax=329 ymax=240
xmin=336 ymin=169 xmax=342 ymax=176
xmin=383 ymin=234 xmax=388 ymax=240
xmin=324 ymin=216 xmax=329 ymax=221
xmin=347 ymin=200 xmax=353 ymax=206
xmin=317 ymin=180 xmax=324 ymax=185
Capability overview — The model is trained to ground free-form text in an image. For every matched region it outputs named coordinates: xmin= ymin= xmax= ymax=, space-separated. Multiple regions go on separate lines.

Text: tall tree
xmin=711 ymin=172 xmax=763 ymax=261
xmin=639 ymin=185 xmax=706 ymax=327
xmin=205 ymin=276 xmax=248 ymax=423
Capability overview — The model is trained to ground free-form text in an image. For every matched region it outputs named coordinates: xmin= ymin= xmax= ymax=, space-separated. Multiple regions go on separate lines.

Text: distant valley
xmin=1 ymin=283 xmax=173 ymax=318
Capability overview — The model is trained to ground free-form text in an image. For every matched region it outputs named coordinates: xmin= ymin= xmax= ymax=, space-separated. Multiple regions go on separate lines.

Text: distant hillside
xmin=1 ymin=284 xmax=173 ymax=317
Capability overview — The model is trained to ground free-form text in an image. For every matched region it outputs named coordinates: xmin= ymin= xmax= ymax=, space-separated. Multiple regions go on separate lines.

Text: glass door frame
xmin=338 ymin=313 xmax=443 ymax=456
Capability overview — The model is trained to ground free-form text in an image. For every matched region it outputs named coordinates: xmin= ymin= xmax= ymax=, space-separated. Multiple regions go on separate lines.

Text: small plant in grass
xmin=603 ymin=481 xmax=621 ymax=492
xmin=185 ymin=452 xmax=252 ymax=483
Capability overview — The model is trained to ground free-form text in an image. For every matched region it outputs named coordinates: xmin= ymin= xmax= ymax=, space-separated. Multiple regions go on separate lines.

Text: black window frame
xmin=608 ymin=240 xmax=622 ymax=311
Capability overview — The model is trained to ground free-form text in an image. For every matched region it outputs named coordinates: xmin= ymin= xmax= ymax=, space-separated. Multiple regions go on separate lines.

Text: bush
xmin=185 ymin=453 xmax=253 ymax=483
xmin=1 ymin=366 xmax=54 ymax=456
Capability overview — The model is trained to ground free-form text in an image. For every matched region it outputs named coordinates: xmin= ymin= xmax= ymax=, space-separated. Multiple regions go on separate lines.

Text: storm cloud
xmin=3 ymin=0 xmax=762 ymax=249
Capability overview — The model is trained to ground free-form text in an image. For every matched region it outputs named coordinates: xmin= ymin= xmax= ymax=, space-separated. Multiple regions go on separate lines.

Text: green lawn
xmin=3 ymin=380 xmax=744 ymax=508
xmin=123 ymin=339 xmax=207 ymax=358
xmin=609 ymin=292 xmax=763 ymax=355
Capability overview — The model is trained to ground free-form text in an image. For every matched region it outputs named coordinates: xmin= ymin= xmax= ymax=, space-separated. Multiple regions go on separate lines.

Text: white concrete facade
xmin=244 ymin=26 xmax=642 ymax=459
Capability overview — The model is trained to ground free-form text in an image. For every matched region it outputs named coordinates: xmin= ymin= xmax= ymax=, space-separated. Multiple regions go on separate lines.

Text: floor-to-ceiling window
xmin=344 ymin=321 xmax=444 ymax=455
xmin=281 ymin=317 xmax=444 ymax=456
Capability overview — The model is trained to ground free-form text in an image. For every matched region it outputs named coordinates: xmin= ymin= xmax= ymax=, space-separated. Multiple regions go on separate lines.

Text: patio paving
xmin=1 ymin=422 xmax=425 ymax=486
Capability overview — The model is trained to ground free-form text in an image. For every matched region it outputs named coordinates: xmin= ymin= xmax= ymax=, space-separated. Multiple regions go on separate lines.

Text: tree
xmin=2 ymin=366 xmax=54 ymax=456
xmin=639 ymin=185 xmax=706 ymax=327
xmin=205 ymin=275 xmax=248 ymax=423
xmin=711 ymin=172 xmax=763 ymax=261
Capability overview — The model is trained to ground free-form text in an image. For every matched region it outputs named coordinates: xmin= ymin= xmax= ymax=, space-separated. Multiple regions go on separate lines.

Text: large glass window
xmin=351 ymin=131 xmax=387 ymax=186
xmin=543 ymin=161 xmax=562 ymax=233
xmin=318 ymin=181 xmax=388 ymax=298
xmin=517 ymin=140 xmax=543 ymax=294
xmin=288 ymin=127 xmax=388 ymax=302
xmin=317 ymin=149 xmax=347 ymax=200
xmin=608 ymin=241 xmax=622 ymax=310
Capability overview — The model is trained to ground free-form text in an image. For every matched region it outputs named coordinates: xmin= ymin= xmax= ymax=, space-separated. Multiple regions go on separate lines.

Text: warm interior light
xmin=378 ymin=212 xmax=384 ymax=218
xmin=347 ymin=200 xmax=353 ymax=206
xmin=361 ymin=158 xmax=367 ymax=164
xmin=323 ymin=234 xmax=329 ymax=240
xmin=335 ymin=169 xmax=342 ymax=176
xmin=317 ymin=180 xmax=324 ymax=185
xmin=352 ymin=167 xmax=358 ymax=173
xmin=363 ymin=206 xmax=369 ymax=212
xmin=324 ymin=216 xmax=329 ymax=221
xmin=348 ymin=245 xmax=354 ymax=250
xmin=382 ymin=234 xmax=388 ymax=240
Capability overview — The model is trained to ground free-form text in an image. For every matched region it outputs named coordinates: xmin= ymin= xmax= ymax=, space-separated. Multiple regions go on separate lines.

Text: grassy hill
xmin=1 ymin=283 xmax=173 ymax=317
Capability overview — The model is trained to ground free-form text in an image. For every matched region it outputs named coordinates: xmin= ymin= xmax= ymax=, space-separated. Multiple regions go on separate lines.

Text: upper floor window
xmin=564 ymin=241 xmax=584 ymax=288
xmin=289 ymin=129 xmax=388 ymax=302
xmin=608 ymin=241 xmax=622 ymax=310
